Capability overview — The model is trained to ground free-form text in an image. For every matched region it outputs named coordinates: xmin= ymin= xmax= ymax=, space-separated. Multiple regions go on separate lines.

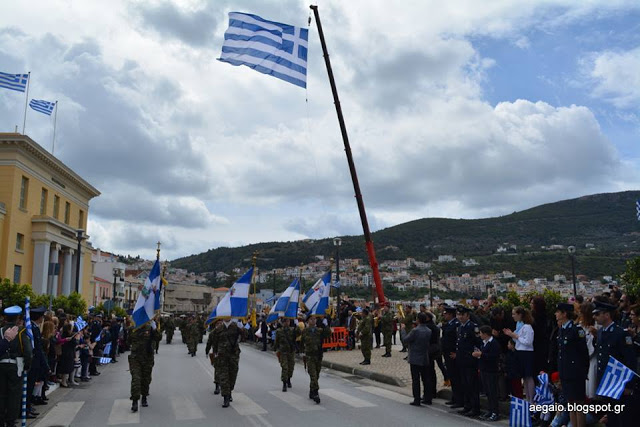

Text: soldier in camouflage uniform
xmin=302 ymin=316 xmax=330 ymax=404
xmin=187 ymin=317 xmax=200 ymax=356
xmin=153 ymin=317 xmax=162 ymax=354
xmin=380 ymin=304 xmax=393 ymax=357
xmin=210 ymin=320 xmax=246 ymax=407
xmin=357 ymin=308 xmax=373 ymax=365
xmin=401 ymin=305 xmax=417 ymax=353
xmin=127 ymin=321 xmax=158 ymax=412
xmin=205 ymin=320 xmax=222 ymax=395
xmin=197 ymin=315 xmax=205 ymax=343
xmin=274 ymin=318 xmax=298 ymax=392
xmin=164 ymin=315 xmax=175 ymax=344
xmin=179 ymin=315 xmax=187 ymax=344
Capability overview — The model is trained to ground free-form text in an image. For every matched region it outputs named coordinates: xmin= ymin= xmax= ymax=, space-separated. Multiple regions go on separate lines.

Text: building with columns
xmin=0 ymin=133 xmax=100 ymax=302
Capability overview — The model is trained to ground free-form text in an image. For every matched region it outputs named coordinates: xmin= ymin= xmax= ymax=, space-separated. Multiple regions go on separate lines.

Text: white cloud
xmin=586 ymin=46 xmax=640 ymax=109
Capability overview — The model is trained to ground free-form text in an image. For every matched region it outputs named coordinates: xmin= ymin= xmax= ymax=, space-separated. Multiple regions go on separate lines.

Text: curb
xmin=320 ymin=359 xmax=406 ymax=387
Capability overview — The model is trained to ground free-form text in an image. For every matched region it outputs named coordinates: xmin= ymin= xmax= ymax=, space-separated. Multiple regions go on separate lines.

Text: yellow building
xmin=0 ymin=133 xmax=100 ymax=303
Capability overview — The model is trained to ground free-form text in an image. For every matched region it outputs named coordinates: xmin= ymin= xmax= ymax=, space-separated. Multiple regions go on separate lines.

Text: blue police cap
xmin=592 ymin=301 xmax=616 ymax=314
xmin=456 ymin=305 xmax=472 ymax=314
xmin=443 ymin=305 xmax=457 ymax=313
xmin=556 ymin=303 xmax=574 ymax=312
xmin=4 ymin=306 xmax=23 ymax=315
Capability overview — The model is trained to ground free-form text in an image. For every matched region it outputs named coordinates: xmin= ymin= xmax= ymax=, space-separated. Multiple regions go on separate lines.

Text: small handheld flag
xmin=219 ymin=12 xmax=308 ymax=88
xmin=99 ymin=357 xmax=112 ymax=364
xmin=0 ymin=72 xmax=29 ymax=93
xmin=509 ymin=396 xmax=532 ymax=427
xmin=24 ymin=297 xmax=34 ymax=347
xmin=29 ymin=99 xmax=56 ymax=116
xmin=75 ymin=316 xmax=88 ymax=331
xmin=533 ymin=372 xmax=554 ymax=405
xmin=596 ymin=355 xmax=638 ymax=399
xmin=205 ymin=268 xmax=253 ymax=324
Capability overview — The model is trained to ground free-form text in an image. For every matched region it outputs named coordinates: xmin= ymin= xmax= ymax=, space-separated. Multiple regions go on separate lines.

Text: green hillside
xmin=171 ymin=191 xmax=640 ymax=279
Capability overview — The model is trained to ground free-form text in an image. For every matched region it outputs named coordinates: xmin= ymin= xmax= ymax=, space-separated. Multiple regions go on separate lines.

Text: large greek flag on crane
xmin=205 ymin=267 xmax=253 ymax=324
xmin=132 ymin=260 xmax=160 ymax=328
xmin=219 ymin=12 xmax=308 ymax=88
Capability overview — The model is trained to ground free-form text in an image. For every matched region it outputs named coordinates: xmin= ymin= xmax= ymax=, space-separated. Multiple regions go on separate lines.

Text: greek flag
xmin=510 ymin=396 xmax=532 ymax=427
xmin=0 ymin=71 xmax=29 ymax=92
xmin=205 ymin=267 xmax=253 ymax=324
xmin=219 ymin=12 xmax=308 ymax=88
xmin=283 ymin=279 xmax=300 ymax=318
xmin=636 ymin=199 xmax=640 ymax=221
xmin=266 ymin=303 xmax=279 ymax=324
xmin=155 ymin=276 xmax=167 ymax=311
xmin=132 ymin=259 xmax=161 ymax=328
xmin=264 ymin=294 xmax=277 ymax=305
xmin=596 ymin=356 xmax=637 ymax=399
xmin=303 ymin=272 xmax=331 ymax=316
xmin=534 ymin=372 xmax=554 ymax=406
xmin=99 ymin=357 xmax=112 ymax=364
xmin=102 ymin=342 xmax=112 ymax=356
xmin=75 ymin=316 xmax=88 ymax=331
xmin=331 ymin=280 xmax=341 ymax=289
xmin=29 ymin=99 xmax=55 ymax=116
xmin=24 ymin=297 xmax=34 ymax=347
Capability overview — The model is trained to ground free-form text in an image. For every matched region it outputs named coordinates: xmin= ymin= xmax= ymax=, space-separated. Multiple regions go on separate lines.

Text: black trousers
xmin=410 ymin=363 xmax=431 ymax=403
xmin=460 ymin=364 xmax=480 ymax=413
xmin=261 ymin=333 xmax=267 ymax=351
xmin=427 ymin=356 xmax=437 ymax=396
xmin=444 ymin=353 xmax=463 ymax=404
xmin=435 ymin=353 xmax=448 ymax=380
xmin=481 ymin=371 xmax=499 ymax=415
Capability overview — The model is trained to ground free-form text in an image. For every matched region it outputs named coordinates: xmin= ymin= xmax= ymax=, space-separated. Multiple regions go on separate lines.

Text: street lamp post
xmin=75 ymin=230 xmax=83 ymax=294
xmin=333 ymin=237 xmax=342 ymax=324
xmin=112 ymin=267 xmax=122 ymax=315
xmin=128 ymin=282 xmax=132 ymax=310
xmin=272 ymin=269 xmax=277 ymax=298
xmin=568 ymin=246 xmax=577 ymax=297
xmin=428 ymin=270 xmax=433 ymax=309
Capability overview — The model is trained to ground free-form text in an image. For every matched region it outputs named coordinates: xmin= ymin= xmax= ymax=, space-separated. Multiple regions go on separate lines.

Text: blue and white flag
xmin=264 ymin=294 xmax=276 ymax=305
xmin=205 ymin=267 xmax=253 ymax=325
xmin=636 ymin=199 xmax=640 ymax=221
xmin=266 ymin=303 xmax=280 ymax=324
xmin=102 ymin=342 xmax=112 ymax=356
xmin=132 ymin=259 xmax=161 ymax=328
xmin=302 ymin=273 xmax=326 ymax=313
xmin=274 ymin=278 xmax=299 ymax=313
xmin=283 ymin=279 xmax=300 ymax=318
xmin=24 ymin=297 xmax=34 ymax=347
xmin=0 ymin=72 xmax=29 ymax=92
xmin=219 ymin=12 xmax=308 ymax=88
xmin=99 ymin=357 xmax=112 ymax=364
xmin=29 ymin=99 xmax=55 ymax=116
xmin=75 ymin=316 xmax=88 ymax=332
xmin=534 ymin=372 xmax=554 ymax=406
xmin=596 ymin=356 xmax=638 ymax=399
xmin=331 ymin=280 xmax=341 ymax=289
xmin=304 ymin=272 xmax=331 ymax=317
xmin=510 ymin=396 xmax=532 ymax=427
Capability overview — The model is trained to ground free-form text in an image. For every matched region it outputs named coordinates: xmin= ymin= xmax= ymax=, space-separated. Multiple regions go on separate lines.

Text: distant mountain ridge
xmin=171 ymin=191 xmax=640 ymax=277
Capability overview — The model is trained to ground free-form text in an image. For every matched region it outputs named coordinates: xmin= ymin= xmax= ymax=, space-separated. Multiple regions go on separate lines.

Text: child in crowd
xmin=473 ymin=325 xmax=500 ymax=422
xmin=505 ymin=339 xmax=523 ymax=398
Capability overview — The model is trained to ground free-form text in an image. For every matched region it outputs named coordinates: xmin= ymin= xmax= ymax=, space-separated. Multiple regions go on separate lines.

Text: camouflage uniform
xmin=302 ymin=321 xmax=330 ymax=397
xmin=274 ymin=322 xmax=298 ymax=384
xmin=357 ymin=314 xmax=373 ymax=362
xmin=127 ymin=324 xmax=157 ymax=401
xmin=0 ymin=323 xmax=32 ymax=425
xmin=380 ymin=309 xmax=393 ymax=355
xmin=179 ymin=317 xmax=187 ymax=343
xmin=205 ymin=324 xmax=221 ymax=387
xmin=187 ymin=320 xmax=200 ymax=356
xmin=210 ymin=321 xmax=246 ymax=398
xmin=153 ymin=318 xmax=163 ymax=353
xmin=164 ymin=317 xmax=175 ymax=344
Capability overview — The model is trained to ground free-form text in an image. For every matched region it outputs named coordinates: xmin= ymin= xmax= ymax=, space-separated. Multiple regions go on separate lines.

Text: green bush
xmin=0 ymin=278 xmax=87 ymax=315
xmin=621 ymin=257 xmax=640 ymax=300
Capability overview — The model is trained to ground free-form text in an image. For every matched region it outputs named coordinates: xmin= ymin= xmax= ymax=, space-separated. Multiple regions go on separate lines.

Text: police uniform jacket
xmin=0 ymin=323 xmax=33 ymax=370
xmin=596 ymin=322 xmax=636 ymax=383
xmin=456 ymin=320 xmax=482 ymax=367
xmin=557 ymin=320 xmax=589 ymax=381
xmin=441 ymin=318 xmax=460 ymax=355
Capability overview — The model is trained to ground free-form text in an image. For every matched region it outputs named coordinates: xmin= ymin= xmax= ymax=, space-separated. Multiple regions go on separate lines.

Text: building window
xmin=19 ymin=176 xmax=29 ymax=209
xmin=53 ymin=195 xmax=60 ymax=219
xmin=13 ymin=265 xmax=22 ymax=284
xmin=64 ymin=202 xmax=70 ymax=224
xmin=78 ymin=209 xmax=84 ymax=228
xmin=15 ymin=233 xmax=24 ymax=251
xmin=40 ymin=188 xmax=48 ymax=215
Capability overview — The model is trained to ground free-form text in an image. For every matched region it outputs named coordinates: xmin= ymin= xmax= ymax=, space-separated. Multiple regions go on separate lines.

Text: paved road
xmin=31 ymin=331 xmax=497 ymax=427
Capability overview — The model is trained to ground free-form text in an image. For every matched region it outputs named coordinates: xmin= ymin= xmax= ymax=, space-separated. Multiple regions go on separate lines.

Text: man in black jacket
xmin=442 ymin=305 xmax=463 ymax=408
xmin=454 ymin=305 xmax=482 ymax=417
xmin=425 ymin=312 xmax=442 ymax=399
xmin=402 ymin=312 xmax=432 ymax=406
xmin=473 ymin=325 xmax=500 ymax=422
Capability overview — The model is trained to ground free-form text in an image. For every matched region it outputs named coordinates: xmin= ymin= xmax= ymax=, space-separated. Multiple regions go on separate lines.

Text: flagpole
xmin=51 ymin=101 xmax=58 ymax=155
xmin=22 ymin=71 xmax=30 ymax=135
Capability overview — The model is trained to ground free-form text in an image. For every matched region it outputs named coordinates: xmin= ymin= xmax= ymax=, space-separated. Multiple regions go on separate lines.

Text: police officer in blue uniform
xmin=441 ymin=305 xmax=463 ymax=408
xmin=593 ymin=300 xmax=637 ymax=427
xmin=556 ymin=302 xmax=589 ymax=427
xmin=453 ymin=305 xmax=482 ymax=417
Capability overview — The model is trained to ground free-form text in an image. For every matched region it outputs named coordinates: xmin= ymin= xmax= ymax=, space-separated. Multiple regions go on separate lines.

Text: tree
xmin=0 ymin=279 xmax=34 ymax=307
xmin=621 ymin=256 xmax=640 ymax=300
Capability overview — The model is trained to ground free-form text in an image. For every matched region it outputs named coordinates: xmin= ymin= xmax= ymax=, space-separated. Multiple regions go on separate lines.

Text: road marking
xmin=170 ymin=395 xmax=205 ymax=420
xmin=255 ymin=414 xmax=274 ymax=427
xmin=356 ymin=386 xmax=409 ymax=403
xmin=230 ymin=392 xmax=268 ymax=416
xmin=319 ymin=388 xmax=377 ymax=407
xmin=32 ymin=401 xmax=84 ymax=427
xmin=268 ymin=390 xmax=325 ymax=411
xmin=196 ymin=356 xmax=215 ymax=381
xmin=107 ymin=399 xmax=140 ymax=425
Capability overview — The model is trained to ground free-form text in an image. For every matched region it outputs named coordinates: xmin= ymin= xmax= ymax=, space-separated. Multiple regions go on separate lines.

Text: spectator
xmin=530 ymin=296 xmax=550 ymax=374
xmin=473 ymin=325 xmax=500 ymax=422
xmin=504 ymin=306 xmax=535 ymax=404
xmin=403 ymin=312 xmax=432 ymax=406
xmin=576 ymin=301 xmax=598 ymax=398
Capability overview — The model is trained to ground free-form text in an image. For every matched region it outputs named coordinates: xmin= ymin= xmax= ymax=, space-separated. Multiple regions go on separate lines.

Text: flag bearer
xmin=210 ymin=319 xmax=246 ymax=408
xmin=302 ymin=316 xmax=330 ymax=404
xmin=127 ymin=320 xmax=158 ymax=412
xmin=0 ymin=306 xmax=32 ymax=427
xmin=274 ymin=318 xmax=298 ymax=392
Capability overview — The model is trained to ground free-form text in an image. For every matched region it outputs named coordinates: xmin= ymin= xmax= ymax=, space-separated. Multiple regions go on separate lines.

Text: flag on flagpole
xmin=155 ymin=276 xmax=167 ymax=312
xmin=132 ymin=259 xmax=161 ymax=328
xmin=636 ymin=199 xmax=640 ymax=221
xmin=75 ymin=316 xmax=88 ymax=331
xmin=331 ymin=280 xmax=341 ymax=289
xmin=302 ymin=273 xmax=330 ymax=314
xmin=29 ymin=99 xmax=55 ymax=115
xmin=533 ymin=372 xmax=554 ymax=405
xmin=266 ymin=278 xmax=301 ymax=323
xmin=0 ymin=72 xmax=29 ymax=92
xmin=310 ymin=272 xmax=331 ymax=316
xmin=24 ymin=297 xmax=34 ymax=347
xmin=219 ymin=12 xmax=308 ymax=88
xmin=596 ymin=356 xmax=638 ymax=399
xmin=283 ymin=279 xmax=300 ymax=318
xmin=205 ymin=267 xmax=253 ymax=325
xmin=265 ymin=303 xmax=279 ymax=324
xmin=264 ymin=294 xmax=277 ymax=305
xmin=510 ymin=396 xmax=532 ymax=427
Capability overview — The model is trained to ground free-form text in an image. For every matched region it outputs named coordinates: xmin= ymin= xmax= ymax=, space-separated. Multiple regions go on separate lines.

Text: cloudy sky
xmin=1 ymin=1 xmax=639 ymax=260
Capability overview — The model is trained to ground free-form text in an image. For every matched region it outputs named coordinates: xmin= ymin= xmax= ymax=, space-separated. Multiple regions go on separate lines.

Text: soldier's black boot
xmin=229 ymin=393 xmax=233 ymax=402
xmin=287 ymin=379 xmax=292 ymax=388
xmin=382 ymin=352 xmax=391 ymax=357
xmin=309 ymin=389 xmax=313 ymax=399
xmin=313 ymin=392 xmax=321 ymax=404
xmin=282 ymin=382 xmax=287 ymax=392
xmin=131 ymin=400 xmax=138 ymax=412
xmin=214 ymin=383 xmax=221 ymax=395
xmin=222 ymin=396 xmax=230 ymax=408
xmin=141 ymin=396 xmax=148 ymax=407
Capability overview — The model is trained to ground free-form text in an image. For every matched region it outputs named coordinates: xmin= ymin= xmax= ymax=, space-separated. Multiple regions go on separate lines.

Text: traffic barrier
xmin=322 ymin=327 xmax=348 ymax=349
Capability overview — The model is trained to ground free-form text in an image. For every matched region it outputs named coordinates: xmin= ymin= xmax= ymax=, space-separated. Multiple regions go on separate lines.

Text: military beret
xmin=592 ymin=301 xmax=617 ymax=314
xmin=556 ymin=303 xmax=574 ymax=312
xmin=456 ymin=305 xmax=472 ymax=313
xmin=4 ymin=306 xmax=22 ymax=315
xmin=443 ymin=305 xmax=457 ymax=313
